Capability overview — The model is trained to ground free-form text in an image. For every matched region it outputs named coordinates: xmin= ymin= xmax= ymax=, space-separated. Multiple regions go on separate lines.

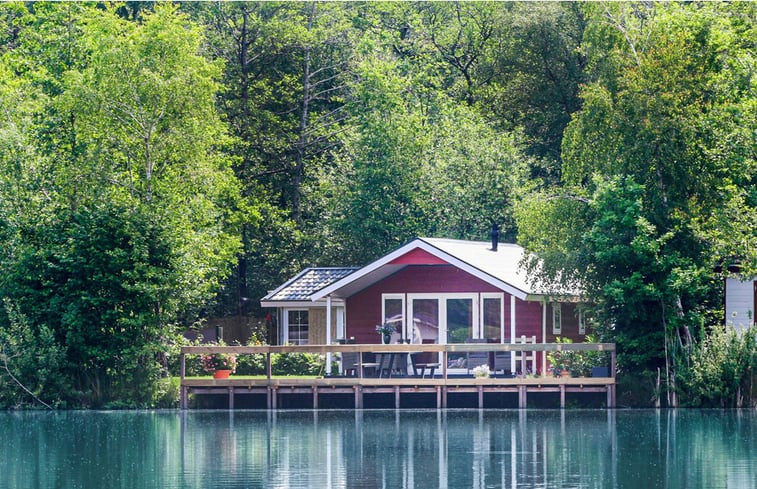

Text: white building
xmin=724 ymin=277 xmax=756 ymax=329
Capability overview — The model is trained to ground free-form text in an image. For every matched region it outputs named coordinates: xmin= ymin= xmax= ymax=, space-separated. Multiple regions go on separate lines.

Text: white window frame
xmin=407 ymin=293 xmax=479 ymax=344
xmin=578 ymin=309 xmax=586 ymax=335
xmin=283 ymin=308 xmax=309 ymax=345
xmin=552 ymin=303 xmax=562 ymax=335
xmin=480 ymin=293 xmax=505 ymax=343
xmin=381 ymin=293 xmax=405 ymax=337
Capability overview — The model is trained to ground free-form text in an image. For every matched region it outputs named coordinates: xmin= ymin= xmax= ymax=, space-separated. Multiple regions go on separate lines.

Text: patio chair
xmin=493 ymin=351 xmax=512 ymax=376
xmin=357 ymin=352 xmax=380 ymax=377
xmin=410 ymin=351 xmax=440 ymax=378
xmin=513 ymin=335 xmax=536 ymax=374
xmin=341 ymin=351 xmax=359 ymax=377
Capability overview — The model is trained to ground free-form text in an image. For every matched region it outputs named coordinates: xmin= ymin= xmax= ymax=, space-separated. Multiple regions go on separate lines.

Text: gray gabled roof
xmin=262 ymin=267 xmax=359 ymax=302
xmin=309 ymin=237 xmax=582 ymax=302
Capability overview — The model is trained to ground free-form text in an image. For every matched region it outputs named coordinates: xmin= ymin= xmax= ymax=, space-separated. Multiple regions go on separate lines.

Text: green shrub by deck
xmin=272 ymin=352 xmax=324 ymax=376
xmin=678 ymin=326 xmax=756 ymax=408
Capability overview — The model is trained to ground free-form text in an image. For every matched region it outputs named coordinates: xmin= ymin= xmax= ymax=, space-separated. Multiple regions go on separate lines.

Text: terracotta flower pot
xmin=213 ymin=369 xmax=232 ymax=379
xmin=560 ymin=370 xmax=571 ymax=378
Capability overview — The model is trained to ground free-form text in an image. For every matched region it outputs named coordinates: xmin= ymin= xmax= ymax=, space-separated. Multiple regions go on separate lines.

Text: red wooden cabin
xmin=261 ymin=237 xmax=590 ymax=374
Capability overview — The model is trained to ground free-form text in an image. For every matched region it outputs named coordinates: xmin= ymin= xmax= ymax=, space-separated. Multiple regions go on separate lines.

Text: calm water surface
xmin=1 ymin=409 xmax=754 ymax=489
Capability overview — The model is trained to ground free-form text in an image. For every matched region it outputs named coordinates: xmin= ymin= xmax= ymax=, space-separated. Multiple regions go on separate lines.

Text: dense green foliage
xmin=0 ymin=4 xmax=242 ymax=407
xmin=0 ymin=2 xmax=754 ymax=407
xmin=515 ymin=3 xmax=756 ymax=406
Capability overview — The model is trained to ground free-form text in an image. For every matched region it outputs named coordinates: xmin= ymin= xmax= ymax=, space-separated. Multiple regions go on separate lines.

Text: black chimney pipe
xmin=491 ymin=222 xmax=499 ymax=251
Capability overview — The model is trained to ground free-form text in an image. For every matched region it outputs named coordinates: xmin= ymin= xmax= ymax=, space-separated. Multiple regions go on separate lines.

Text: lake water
xmin=0 ymin=409 xmax=754 ymax=489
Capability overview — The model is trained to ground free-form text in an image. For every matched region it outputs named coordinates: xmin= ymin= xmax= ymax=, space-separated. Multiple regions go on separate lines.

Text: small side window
xmin=552 ymin=303 xmax=562 ymax=335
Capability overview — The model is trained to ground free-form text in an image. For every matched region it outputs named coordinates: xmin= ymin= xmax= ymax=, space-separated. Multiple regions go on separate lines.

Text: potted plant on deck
xmin=472 ymin=364 xmax=491 ymax=379
xmin=375 ymin=323 xmax=396 ymax=344
xmin=548 ymin=335 xmax=607 ymax=378
xmin=201 ymin=350 xmax=238 ymax=379
xmin=547 ymin=337 xmax=574 ymax=378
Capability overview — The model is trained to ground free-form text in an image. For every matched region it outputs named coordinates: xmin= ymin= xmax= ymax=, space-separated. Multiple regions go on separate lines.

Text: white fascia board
xmin=310 ymin=238 xmax=530 ymax=301
xmin=419 ymin=239 xmax=529 ymax=300
xmin=525 ymin=294 xmax=584 ymax=303
xmin=309 ymin=240 xmax=425 ymax=301
xmin=260 ymin=299 xmax=345 ymax=309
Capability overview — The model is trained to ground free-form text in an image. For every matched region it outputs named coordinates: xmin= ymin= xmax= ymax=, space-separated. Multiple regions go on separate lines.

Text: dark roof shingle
xmin=264 ymin=267 xmax=358 ymax=301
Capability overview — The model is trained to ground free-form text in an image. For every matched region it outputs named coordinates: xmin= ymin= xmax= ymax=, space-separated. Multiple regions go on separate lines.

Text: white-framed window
xmin=285 ymin=309 xmax=309 ymax=345
xmin=480 ymin=293 xmax=505 ymax=342
xmin=578 ymin=309 xmax=586 ymax=335
xmin=552 ymin=303 xmax=562 ymax=335
xmin=382 ymin=294 xmax=405 ymax=337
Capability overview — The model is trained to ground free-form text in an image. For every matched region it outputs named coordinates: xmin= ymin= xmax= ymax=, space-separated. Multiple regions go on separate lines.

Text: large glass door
xmin=409 ymin=298 xmax=439 ymax=344
xmin=445 ymin=298 xmax=473 ymax=344
xmin=407 ymin=295 xmax=479 ymax=345
xmin=446 ymin=298 xmax=474 ymax=368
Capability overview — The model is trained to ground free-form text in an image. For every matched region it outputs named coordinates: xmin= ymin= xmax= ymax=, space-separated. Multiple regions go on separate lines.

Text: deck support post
xmin=267 ymin=386 xmax=272 ymax=410
xmin=442 ymin=386 xmax=448 ymax=408
xmin=272 ymin=386 xmax=278 ymax=410
xmin=180 ymin=352 xmax=187 ymax=410
xmin=518 ymin=385 xmax=527 ymax=409
xmin=560 ymin=384 xmax=565 ymax=409
xmin=395 ymin=386 xmax=400 ymax=409
xmin=478 ymin=386 xmax=484 ymax=409
xmin=228 ymin=387 xmax=234 ymax=410
xmin=354 ymin=385 xmax=362 ymax=409
xmin=313 ymin=386 xmax=319 ymax=410
xmin=436 ymin=386 xmax=442 ymax=409
xmin=610 ymin=350 xmax=617 ymax=408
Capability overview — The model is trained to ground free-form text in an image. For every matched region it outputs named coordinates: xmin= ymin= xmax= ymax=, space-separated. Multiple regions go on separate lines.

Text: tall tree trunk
xmin=237 ymin=8 xmax=251 ymax=313
xmin=292 ymin=2 xmax=315 ymax=223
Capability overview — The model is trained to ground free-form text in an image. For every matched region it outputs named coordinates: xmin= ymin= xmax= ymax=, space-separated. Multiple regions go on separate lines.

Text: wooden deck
xmin=180 ymin=343 xmax=616 ymax=410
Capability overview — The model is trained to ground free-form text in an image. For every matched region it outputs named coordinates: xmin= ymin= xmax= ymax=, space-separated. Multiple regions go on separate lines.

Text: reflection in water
xmin=0 ymin=409 xmax=755 ymax=489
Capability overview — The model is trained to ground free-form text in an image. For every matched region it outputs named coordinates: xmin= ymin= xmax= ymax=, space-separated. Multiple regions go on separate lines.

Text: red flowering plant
xmin=200 ymin=348 xmax=238 ymax=374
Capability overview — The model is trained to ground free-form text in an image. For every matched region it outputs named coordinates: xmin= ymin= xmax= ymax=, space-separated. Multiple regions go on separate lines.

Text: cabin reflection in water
xmin=179 ymin=410 xmax=622 ymax=489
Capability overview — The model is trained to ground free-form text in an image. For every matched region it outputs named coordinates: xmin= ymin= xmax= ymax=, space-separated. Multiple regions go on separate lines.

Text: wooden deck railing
xmin=179 ymin=343 xmax=616 ymax=409
xmin=180 ymin=342 xmax=616 ymax=380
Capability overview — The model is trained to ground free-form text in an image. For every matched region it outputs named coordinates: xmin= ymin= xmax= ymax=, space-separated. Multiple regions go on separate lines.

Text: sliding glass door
xmin=407 ymin=294 xmax=479 ymax=345
xmin=409 ymin=298 xmax=439 ymax=344
xmin=445 ymin=298 xmax=474 ymax=344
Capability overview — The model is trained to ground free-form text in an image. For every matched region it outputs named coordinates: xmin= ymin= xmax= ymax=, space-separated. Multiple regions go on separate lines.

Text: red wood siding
xmin=544 ymin=303 xmax=588 ymax=343
xmin=388 ymin=247 xmax=449 ymax=265
xmin=514 ymin=298 xmax=543 ymax=341
xmin=345 ymin=265 xmax=548 ymax=343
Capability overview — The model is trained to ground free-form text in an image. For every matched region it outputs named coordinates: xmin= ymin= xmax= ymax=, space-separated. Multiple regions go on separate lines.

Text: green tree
xmin=516 ymin=2 xmax=756 ymax=406
xmin=0 ymin=4 xmax=243 ymax=406
xmin=331 ymin=51 xmax=429 ymax=263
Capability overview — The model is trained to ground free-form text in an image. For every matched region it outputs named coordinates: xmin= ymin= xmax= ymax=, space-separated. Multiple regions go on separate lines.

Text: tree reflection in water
xmin=1 ymin=410 xmax=754 ymax=488
xmin=176 ymin=409 xmax=752 ymax=489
